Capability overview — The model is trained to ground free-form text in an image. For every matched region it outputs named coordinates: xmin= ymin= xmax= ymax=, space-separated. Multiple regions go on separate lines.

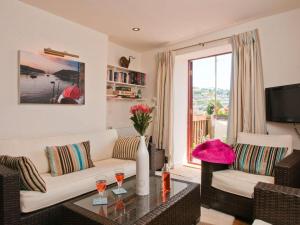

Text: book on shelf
xmin=107 ymin=69 xmax=113 ymax=81
xmin=107 ymin=67 xmax=146 ymax=86
xmin=114 ymin=86 xmax=135 ymax=98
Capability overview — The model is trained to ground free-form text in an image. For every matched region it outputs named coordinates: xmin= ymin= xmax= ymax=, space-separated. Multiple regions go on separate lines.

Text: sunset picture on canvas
xmin=19 ymin=51 xmax=85 ymax=104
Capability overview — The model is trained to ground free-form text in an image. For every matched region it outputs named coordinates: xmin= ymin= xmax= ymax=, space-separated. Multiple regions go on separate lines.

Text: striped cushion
xmin=112 ymin=136 xmax=149 ymax=160
xmin=0 ymin=155 xmax=46 ymax=192
xmin=46 ymin=141 xmax=94 ymax=176
xmin=232 ymin=143 xmax=287 ymax=176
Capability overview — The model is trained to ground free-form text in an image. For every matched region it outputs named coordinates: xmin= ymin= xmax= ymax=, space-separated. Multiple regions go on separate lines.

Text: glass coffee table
xmin=63 ymin=176 xmax=200 ymax=225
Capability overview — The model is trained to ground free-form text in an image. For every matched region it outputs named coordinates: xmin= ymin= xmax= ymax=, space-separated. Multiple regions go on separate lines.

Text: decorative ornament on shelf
xmin=119 ymin=56 xmax=135 ymax=68
xmin=130 ymin=104 xmax=153 ymax=196
xmin=192 ymin=139 xmax=235 ymax=164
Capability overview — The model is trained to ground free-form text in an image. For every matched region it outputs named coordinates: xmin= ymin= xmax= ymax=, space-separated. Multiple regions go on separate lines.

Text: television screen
xmin=266 ymin=83 xmax=300 ymax=123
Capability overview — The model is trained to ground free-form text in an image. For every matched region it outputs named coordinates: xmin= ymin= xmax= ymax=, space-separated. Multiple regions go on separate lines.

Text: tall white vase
xmin=136 ymin=136 xmax=150 ymax=196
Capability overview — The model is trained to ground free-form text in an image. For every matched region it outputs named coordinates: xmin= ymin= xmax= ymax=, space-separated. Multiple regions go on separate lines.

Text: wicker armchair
xmin=201 ymin=133 xmax=300 ymax=222
xmin=254 ymin=182 xmax=300 ymax=225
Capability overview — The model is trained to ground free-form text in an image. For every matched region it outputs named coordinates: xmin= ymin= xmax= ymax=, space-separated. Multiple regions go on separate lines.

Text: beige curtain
xmin=153 ymin=51 xmax=174 ymax=167
xmin=227 ymin=29 xmax=267 ymax=144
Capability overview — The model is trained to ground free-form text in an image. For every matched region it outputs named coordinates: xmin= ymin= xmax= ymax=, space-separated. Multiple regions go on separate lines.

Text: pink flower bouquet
xmin=130 ymin=104 xmax=153 ymax=136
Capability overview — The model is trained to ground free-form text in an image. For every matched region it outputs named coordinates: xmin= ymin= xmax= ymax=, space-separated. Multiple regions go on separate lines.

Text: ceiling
xmin=20 ymin=0 xmax=300 ymax=52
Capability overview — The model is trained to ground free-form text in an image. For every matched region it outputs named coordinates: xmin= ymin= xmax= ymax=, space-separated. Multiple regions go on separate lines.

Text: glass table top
xmin=74 ymin=176 xmax=188 ymax=225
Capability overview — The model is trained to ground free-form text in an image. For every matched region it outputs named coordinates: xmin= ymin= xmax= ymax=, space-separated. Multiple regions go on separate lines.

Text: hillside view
xmin=193 ymin=87 xmax=230 ymax=117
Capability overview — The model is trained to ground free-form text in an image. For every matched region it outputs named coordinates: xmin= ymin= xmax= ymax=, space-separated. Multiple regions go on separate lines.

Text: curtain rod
xmin=171 ymin=36 xmax=231 ymax=52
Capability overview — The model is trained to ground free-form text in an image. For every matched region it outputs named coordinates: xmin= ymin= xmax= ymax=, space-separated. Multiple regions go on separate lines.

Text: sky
xmin=20 ymin=51 xmax=80 ymax=74
xmin=192 ymin=53 xmax=232 ymax=90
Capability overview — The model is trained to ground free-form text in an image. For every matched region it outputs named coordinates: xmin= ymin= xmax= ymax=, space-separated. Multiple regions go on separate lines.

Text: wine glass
xmin=96 ymin=175 xmax=107 ymax=198
xmin=114 ymin=168 xmax=125 ymax=191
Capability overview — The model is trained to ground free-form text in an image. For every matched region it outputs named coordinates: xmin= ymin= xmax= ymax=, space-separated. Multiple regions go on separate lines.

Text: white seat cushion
xmin=20 ymin=158 xmax=136 ymax=213
xmin=252 ymin=219 xmax=272 ymax=225
xmin=212 ymin=169 xmax=274 ymax=198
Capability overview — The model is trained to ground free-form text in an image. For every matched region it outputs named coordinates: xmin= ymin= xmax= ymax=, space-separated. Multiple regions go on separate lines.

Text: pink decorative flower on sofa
xmin=192 ymin=139 xmax=235 ymax=164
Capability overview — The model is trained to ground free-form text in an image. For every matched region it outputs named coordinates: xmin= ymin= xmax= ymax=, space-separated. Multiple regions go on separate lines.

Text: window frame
xmin=187 ymin=51 xmax=232 ymax=165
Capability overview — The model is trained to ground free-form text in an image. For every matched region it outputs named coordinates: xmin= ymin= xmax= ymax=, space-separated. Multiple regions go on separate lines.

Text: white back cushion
xmin=0 ymin=129 xmax=118 ymax=174
xmin=237 ymin=132 xmax=293 ymax=156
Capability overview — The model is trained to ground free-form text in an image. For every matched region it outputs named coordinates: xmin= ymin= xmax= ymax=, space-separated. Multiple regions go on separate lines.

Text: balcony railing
xmin=192 ymin=115 xmax=213 ymax=146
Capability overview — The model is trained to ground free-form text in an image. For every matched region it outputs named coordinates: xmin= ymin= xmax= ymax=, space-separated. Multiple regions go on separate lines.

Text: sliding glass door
xmin=187 ymin=53 xmax=232 ymax=164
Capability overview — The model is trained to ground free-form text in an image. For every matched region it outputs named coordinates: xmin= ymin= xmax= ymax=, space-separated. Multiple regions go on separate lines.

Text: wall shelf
xmin=107 ymin=81 xmax=146 ymax=88
xmin=106 ymin=64 xmax=147 ymax=102
xmin=107 ymin=64 xmax=144 ymax=74
xmin=106 ymin=96 xmax=147 ymax=102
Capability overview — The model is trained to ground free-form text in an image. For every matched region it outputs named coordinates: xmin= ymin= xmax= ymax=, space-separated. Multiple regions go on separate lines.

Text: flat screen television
xmin=266 ymin=83 xmax=300 ymax=123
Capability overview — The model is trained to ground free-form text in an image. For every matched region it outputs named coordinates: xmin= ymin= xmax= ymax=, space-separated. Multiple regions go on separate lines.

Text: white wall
xmin=108 ymin=42 xmax=141 ymax=71
xmin=107 ymin=42 xmax=142 ymax=136
xmin=172 ymin=55 xmax=188 ymax=165
xmin=141 ymin=8 xmax=300 ymax=164
xmin=0 ymin=0 xmax=108 ymax=138
xmin=107 ymin=42 xmax=157 ymax=136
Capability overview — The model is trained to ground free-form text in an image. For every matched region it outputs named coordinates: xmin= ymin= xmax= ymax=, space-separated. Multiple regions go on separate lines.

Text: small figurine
xmin=119 ymin=56 xmax=135 ymax=68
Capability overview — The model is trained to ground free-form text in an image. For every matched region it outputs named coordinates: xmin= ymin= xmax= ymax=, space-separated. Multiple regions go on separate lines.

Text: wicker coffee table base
xmin=63 ymin=179 xmax=200 ymax=225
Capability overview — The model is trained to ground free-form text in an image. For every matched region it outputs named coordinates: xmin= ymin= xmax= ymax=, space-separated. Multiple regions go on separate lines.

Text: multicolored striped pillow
xmin=46 ymin=141 xmax=94 ymax=176
xmin=112 ymin=136 xmax=149 ymax=160
xmin=0 ymin=155 xmax=46 ymax=192
xmin=232 ymin=143 xmax=287 ymax=176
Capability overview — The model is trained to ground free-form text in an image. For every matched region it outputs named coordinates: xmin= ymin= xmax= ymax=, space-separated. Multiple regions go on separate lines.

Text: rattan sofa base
xmin=62 ymin=176 xmax=201 ymax=225
xmin=20 ymin=204 xmax=64 ymax=225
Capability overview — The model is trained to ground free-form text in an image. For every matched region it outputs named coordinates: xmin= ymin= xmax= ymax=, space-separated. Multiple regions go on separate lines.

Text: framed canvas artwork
xmin=19 ymin=51 xmax=85 ymax=105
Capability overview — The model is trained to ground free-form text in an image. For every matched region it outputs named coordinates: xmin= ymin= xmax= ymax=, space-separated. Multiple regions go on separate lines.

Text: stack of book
xmin=114 ymin=87 xmax=135 ymax=98
xmin=107 ymin=69 xmax=146 ymax=86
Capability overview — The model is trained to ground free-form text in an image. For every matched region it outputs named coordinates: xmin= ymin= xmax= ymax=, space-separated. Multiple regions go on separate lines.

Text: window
xmin=187 ymin=53 xmax=232 ymax=164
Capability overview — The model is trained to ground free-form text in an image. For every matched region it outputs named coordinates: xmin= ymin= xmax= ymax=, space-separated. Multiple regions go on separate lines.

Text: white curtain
xmin=227 ymin=29 xmax=267 ymax=144
xmin=153 ymin=51 xmax=175 ymax=167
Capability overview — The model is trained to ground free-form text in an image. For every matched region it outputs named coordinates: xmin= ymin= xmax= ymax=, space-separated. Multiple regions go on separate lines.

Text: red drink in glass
xmin=96 ymin=177 xmax=107 ymax=197
xmin=96 ymin=180 xmax=107 ymax=193
xmin=115 ymin=173 xmax=124 ymax=183
xmin=115 ymin=172 xmax=124 ymax=189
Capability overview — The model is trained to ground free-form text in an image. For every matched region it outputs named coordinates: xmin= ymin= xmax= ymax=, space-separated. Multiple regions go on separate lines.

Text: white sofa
xmin=0 ymin=129 xmax=136 ymax=213
xmin=211 ymin=132 xmax=293 ymax=199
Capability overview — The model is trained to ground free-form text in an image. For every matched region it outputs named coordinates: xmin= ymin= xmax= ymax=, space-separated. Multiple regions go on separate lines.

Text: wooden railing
xmin=192 ymin=115 xmax=213 ymax=146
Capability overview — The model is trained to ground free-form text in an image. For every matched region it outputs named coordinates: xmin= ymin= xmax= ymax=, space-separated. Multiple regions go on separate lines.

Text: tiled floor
xmin=199 ymin=207 xmax=235 ymax=225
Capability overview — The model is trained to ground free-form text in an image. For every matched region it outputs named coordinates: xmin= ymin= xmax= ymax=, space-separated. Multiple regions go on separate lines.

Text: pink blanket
xmin=192 ymin=139 xmax=235 ymax=164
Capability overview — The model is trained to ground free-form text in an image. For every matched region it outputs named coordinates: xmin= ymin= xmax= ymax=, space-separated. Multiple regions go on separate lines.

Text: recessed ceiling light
xmin=132 ymin=27 xmax=140 ymax=31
